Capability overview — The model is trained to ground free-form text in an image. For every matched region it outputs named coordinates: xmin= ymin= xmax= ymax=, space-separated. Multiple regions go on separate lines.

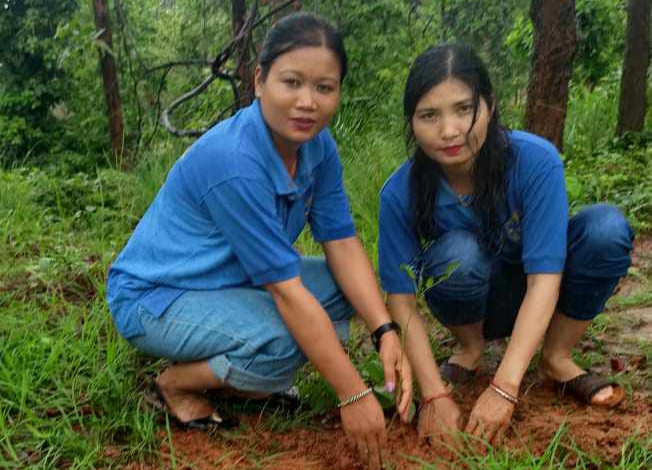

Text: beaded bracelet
xmin=337 ymin=387 xmax=373 ymax=408
xmin=489 ymin=380 xmax=518 ymax=405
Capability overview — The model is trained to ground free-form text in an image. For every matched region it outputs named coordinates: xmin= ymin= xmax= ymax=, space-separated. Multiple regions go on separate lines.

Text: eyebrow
xmin=278 ymin=69 xmax=339 ymax=83
xmin=416 ymin=99 xmax=474 ymax=112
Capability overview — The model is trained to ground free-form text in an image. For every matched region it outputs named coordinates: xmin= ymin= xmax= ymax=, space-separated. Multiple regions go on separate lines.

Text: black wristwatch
xmin=371 ymin=321 xmax=401 ymax=351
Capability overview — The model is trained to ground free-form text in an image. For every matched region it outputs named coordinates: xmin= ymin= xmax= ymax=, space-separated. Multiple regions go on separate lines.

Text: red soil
xmin=125 ymin=375 xmax=651 ymax=470
xmin=123 ymin=235 xmax=652 ymax=469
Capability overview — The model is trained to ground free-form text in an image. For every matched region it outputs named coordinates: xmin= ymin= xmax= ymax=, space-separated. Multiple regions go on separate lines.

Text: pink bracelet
xmin=489 ymin=380 xmax=518 ymax=405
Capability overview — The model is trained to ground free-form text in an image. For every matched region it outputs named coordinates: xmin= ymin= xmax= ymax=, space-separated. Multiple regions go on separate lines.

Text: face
xmin=255 ymin=46 xmax=341 ymax=160
xmin=411 ymin=78 xmax=492 ymax=173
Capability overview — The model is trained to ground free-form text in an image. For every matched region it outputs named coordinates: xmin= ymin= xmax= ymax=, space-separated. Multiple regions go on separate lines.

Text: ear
xmin=254 ymin=65 xmax=263 ymax=99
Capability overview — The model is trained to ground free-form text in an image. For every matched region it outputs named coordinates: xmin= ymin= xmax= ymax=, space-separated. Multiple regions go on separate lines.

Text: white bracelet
xmin=337 ymin=387 xmax=373 ymax=408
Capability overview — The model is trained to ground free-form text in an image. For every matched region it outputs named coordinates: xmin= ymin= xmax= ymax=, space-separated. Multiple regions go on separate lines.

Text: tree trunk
xmin=616 ymin=0 xmax=651 ymax=136
xmin=92 ymin=0 xmax=125 ymax=166
xmin=524 ymin=0 xmax=577 ymax=152
xmin=231 ymin=0 xmax=253 ymax=108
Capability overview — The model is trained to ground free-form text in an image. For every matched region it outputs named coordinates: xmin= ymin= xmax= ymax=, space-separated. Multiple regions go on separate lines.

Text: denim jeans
xmin=129 ymin=257 xmax=353 ymax=393
xmin=422 ymin=204 xmax=634 ymax=339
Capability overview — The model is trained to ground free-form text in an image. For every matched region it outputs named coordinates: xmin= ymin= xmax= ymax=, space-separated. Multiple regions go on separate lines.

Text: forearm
xmin=494 ymin=273 xmax=561 ymax=394
xmin=267 ymin=278 xmax=366 ymax=399
xmin=388 ymin=294 xmax=447 ymax=397
xmin=323 ymin=236 xmax=390 ymax=332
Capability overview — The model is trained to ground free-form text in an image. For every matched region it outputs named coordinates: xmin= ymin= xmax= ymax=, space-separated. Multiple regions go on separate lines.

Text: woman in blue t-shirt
xmin=378 ymin=43 xmax=633 ymax=446
xmin=107 ymin=13 xmax=410 ymax=468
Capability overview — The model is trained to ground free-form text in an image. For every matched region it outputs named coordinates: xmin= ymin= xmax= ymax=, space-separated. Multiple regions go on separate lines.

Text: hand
xmin=340 ymin=393 xmax=387 ymax=470
xmin=465 ymin=386 xmax=515 ymax=449
xmin=378 ymin=331 xmax=413 ymax=422
xmin=418 ymin=394 xmax=462 ymax=448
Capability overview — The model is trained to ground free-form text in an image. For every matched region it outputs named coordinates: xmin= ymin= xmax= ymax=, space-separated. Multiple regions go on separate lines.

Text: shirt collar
xmin=437 ymin=177 xmax=464 ymax=207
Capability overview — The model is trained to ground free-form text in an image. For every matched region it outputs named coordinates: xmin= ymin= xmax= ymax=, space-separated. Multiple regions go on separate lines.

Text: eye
xmin=458 ymin=104 xmax=474 ymax=115
xmin=316 ymin=83 xmax=335 ymax=94
xmin=418 ymin=111 xmax=438 ymax=121
xmin=284 ymin=78 xmax=301 ymax=88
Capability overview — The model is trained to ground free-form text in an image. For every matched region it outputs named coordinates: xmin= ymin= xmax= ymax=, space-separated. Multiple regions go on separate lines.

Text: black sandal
xmin=150 ymin=382 xmax=239 ymax=430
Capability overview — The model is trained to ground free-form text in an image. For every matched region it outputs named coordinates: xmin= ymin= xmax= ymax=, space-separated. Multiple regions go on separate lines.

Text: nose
xmin=296 ymin=86 xmax=316 ymax=109
xmin=440 ymin=116 xmax=461 ymax=141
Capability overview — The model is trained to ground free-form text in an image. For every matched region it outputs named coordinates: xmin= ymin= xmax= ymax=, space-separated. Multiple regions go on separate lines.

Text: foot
xmin=539 ymin=356 xmax=616 ymax=405
xmin=448 ymin=344 xmax=484 ymax=371
xmin=155 ymin=376 xmax=220 ymax=423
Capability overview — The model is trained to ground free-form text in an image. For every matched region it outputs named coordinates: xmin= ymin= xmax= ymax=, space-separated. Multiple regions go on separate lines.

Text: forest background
xmin=1 ymin=0 xmax=651 ymax=469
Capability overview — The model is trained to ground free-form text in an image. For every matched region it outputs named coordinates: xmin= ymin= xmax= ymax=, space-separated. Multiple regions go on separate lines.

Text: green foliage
xmin=0 ymin=0 xmax=79 ymax=164
xmin=574 ymin=0 xmax=627 ymax=86
xmin=565 ymin=133 xmax=652 ymax=231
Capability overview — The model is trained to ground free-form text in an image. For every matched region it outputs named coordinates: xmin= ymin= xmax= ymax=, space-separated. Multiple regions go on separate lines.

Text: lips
xmin=291 ymin=117 xmax=316 ymax=132
xmin=441 ymin=145 xmax=464 ymax=156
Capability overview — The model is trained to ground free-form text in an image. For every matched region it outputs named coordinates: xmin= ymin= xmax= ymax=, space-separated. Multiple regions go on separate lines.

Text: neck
xmin=441 ymin=164 xmax=474 ymax=195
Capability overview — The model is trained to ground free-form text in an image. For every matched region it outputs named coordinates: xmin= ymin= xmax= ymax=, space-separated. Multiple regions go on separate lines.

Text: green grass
xmin=1 ymin=93 xmax=652 ymax=468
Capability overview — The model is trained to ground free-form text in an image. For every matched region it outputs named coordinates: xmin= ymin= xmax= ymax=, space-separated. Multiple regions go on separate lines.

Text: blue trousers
xmin=422 ymin=204 xmax=634 ymax=339
xmin=129 ymin=257 xmax=353 ymax=393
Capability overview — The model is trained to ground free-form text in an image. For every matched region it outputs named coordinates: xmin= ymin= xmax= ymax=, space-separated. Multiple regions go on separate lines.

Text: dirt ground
xmin=123 ymin=237 xmax=652 ymax=470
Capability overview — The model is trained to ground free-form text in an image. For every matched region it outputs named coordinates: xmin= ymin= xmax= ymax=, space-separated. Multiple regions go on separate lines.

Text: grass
xmin=1 ymin=86 xmax=652 ymax=468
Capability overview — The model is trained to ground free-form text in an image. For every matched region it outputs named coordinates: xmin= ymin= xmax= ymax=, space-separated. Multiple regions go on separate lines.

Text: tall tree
xmin=232 ymin=0 xmax=253 ymax=107
xmin=92 ymin=0 xmax=125 ymax=165
xmin=524 ymin=0 xmax=577 ymax=152
xmin=616 ymin=0 xmax=651 ymax=136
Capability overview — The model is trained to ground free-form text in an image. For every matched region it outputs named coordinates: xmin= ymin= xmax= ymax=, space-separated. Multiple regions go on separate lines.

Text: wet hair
xmin=404 ymin=43 xmax=511 ymax=251
xmin=258 ymin=12 xmax=348 ymax=83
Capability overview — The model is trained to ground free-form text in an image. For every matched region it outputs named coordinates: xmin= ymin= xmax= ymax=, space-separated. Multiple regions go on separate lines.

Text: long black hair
xmin=404 ymin=43 xmax=511 ymax=251
xmin=258 ymin=12 xmax=348 ymax=83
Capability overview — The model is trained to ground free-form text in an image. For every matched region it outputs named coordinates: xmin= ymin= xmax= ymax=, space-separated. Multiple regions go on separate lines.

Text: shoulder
xmin=380 ymin=159 xmax=413 ymax=208
xmin=176 ymin=105 xmax=271 ymax=187
xmin=508 ymin=130 xmax=563 ymax=167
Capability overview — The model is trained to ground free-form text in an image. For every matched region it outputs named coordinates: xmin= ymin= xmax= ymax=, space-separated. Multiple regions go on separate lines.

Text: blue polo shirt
xmin=379 ymin=130 xmax=568 ymax=294
xmin=107 ymin=100 xmax=356 ymax=338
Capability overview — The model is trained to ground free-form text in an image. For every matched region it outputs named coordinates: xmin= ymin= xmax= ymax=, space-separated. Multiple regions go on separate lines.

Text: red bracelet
xmin=421 ymin=390 xmax=452 ymax=406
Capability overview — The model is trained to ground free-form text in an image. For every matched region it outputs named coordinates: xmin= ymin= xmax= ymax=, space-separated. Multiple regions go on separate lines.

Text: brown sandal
xmin=556 ymin=372 xmax=625 ymax=408
xmin=439 ymin=359 xmax=477 ymax=385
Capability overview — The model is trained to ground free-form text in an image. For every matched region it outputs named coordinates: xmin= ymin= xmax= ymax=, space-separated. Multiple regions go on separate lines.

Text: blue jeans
xmin=129 ymin=257 xmax=353 ymax=393
xmin=422 ymin=204 xmax=634 ymax=339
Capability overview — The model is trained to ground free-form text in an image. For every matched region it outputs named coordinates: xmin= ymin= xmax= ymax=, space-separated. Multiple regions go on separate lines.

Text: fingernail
xmin=385 ymin=381 xmax=395 ymax=392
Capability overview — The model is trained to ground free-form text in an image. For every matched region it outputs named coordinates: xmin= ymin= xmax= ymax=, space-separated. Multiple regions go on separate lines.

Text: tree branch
xmin=159 ymin=0 xmax=297 ymax=137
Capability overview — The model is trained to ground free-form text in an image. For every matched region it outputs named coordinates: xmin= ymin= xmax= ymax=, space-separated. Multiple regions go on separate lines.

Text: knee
xmin=569 ymin=204 xmax=633 ymax=254
xmin=423 ymin=230 xmax=490 ymax=284
xmin=263 ymin=331 xmax=302 ymax=361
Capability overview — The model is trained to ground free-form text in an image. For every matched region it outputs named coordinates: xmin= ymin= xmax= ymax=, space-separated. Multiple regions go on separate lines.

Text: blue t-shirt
xmin=378 ymin=130 xmax=568 ymax=294
xmin=107 ymin=100 xmax=356 ymax=338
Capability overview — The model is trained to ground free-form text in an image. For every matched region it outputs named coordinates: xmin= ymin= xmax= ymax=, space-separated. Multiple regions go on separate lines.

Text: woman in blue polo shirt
xmin=379 ymin=43 xmax=633 ymax=446
xmin=107 ymin=13 xmax=410 ymax=468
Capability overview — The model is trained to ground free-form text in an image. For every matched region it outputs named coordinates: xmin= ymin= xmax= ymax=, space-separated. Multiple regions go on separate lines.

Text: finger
xmin=464 ymin=415 xmax=478 ymax=435
xmin=491 ymin=421 xmax=510 ymax=446
xmin=366 ymin=435 xmax=382 ymax=470
xmin=382 ymin=354 xmax=397 ymax=393
xmin=397 ymin=363 xmax=413 ymax=420
xmin=355 ymin=439 xmax=367 ymax=467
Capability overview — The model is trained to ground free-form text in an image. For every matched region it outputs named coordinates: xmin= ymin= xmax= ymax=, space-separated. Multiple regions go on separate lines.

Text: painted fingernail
xmin=385 ymin=381 xmax=395 ymax=392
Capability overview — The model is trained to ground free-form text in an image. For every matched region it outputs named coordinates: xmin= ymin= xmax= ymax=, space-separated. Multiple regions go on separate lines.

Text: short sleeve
xmin=521 ymin=160 xmax=568 ymax=274
xmin=202 ymin=178 xmax=301 ymax=285
xmin=378 ymin=189 xmax=420 ymax=294
xmin=308 ymin=137 xmax=356 ymax=242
